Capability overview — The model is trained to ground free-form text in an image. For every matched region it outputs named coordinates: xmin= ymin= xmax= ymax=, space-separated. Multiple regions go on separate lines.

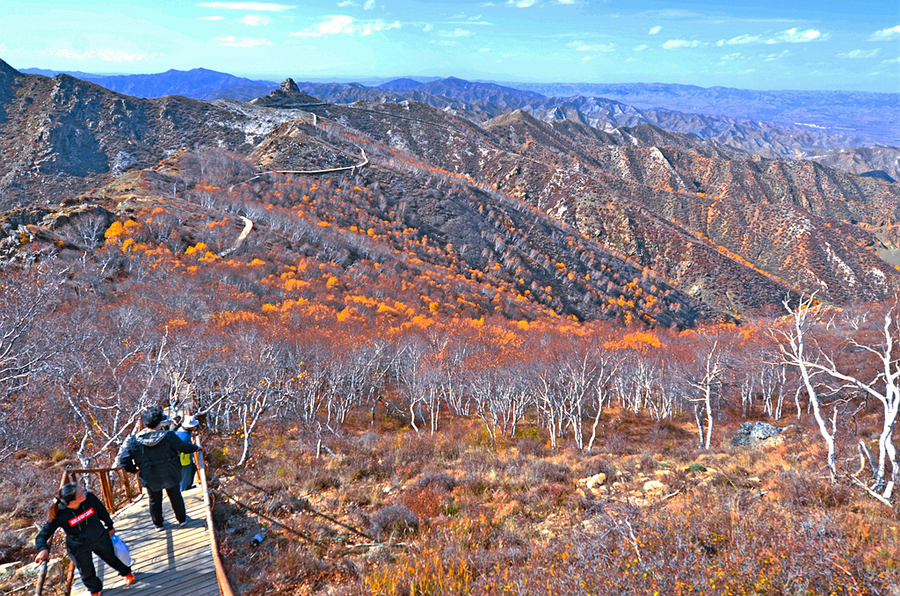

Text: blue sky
xmin=1 ymin=0 xmax=898 ymax=92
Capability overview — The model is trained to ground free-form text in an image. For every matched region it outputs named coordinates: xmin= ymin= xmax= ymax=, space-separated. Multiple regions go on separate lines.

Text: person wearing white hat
xmin=175 ymin=415 xmax=200 ymax=491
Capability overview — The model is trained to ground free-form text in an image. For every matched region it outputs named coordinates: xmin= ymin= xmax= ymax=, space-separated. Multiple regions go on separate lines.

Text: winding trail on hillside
xmin=219 ymin=215 xmax=253 ymax=258
xmin=263 ymin=147 xmax=369 ymax=176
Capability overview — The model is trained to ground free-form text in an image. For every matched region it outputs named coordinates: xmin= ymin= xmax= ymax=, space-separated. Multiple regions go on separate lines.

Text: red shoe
xmin=125 ymin=573 xmax=136 ymax=585
xmin=91 ymin=593 xmax=102 ymax=596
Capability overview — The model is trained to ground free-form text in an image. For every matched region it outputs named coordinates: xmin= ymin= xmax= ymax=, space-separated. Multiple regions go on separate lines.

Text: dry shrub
xmin=294 ymin=463 xmax=342 ymax=494
xmin=400 ymin=484 xmax=446 ymax=519
xmin=479 ymin=495 xmax=886 ymax=595
xmin=514 ymin=438 xmax=546 ymax=457
xmin=523 ymin=482 xmax=576 ymax=510
xmin=776 ymin=470 xmax=852 ymax=509
xmin=370 ymin=505 xmax=419 ymax=541
xmin=526 ymin=460 xmax=572 ymax=486
xmin=411 ymin=472 xmax=458 ymax=494
xmin=601 ymin=427 xmax=631 ymax=454
xmin=576 ymin=456 xmax=620 ymax=483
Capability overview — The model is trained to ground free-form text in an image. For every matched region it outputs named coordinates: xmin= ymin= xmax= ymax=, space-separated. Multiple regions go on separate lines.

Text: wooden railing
xmin=195 ymin=435 xmax=236 ymax=596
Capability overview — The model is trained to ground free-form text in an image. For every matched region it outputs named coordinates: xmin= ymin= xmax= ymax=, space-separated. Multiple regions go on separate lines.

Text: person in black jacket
xmin=119 ymin=406 xmax=199 ymax=530
xmin=35 ymin=483 xmax=135 ymax=596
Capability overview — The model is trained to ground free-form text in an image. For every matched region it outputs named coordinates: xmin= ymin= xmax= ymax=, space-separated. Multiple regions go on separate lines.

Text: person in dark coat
xmin=35 ymin=482 xmax=135 ymax=596
xmin=119 ymin=406 xmax=199 ymax=530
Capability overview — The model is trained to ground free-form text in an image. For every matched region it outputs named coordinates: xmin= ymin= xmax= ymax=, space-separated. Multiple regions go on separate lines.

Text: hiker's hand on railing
xmin=35 ymin=549 xmax=49 ymax=564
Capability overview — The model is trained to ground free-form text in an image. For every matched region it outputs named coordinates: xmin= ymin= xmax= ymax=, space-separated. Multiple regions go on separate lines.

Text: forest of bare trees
xmin=0 ymin=149 xmax=897 ymax=594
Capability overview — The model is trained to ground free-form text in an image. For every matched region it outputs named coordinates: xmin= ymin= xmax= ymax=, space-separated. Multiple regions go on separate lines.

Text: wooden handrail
xmin=62 ymin=467 xmax=136 ymax=515
xmin=195 ymin=435 xmax=236 ymax=596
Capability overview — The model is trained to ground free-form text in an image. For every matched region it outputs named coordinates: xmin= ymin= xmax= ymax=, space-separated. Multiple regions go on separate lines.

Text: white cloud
xmin=720 ymin=27 xmax=826 ymax=46
xmin=214 ymin=35 xmax=272 ymax=46
xmin=558 ymin=0 xmax=578 ymax=4
xmin=882 ymin=57 xmax=900 ymax=64
xmin=838 ymin=49 xmax=880 ymax=59
xmin=663 ymin=39 xmax=704 ymax=49
xmin=868 ymin=25 xmax=900 ymax=41
xmin=761 ymin=50 xmax=789 ymax=61
xmin=198 ymin=2 xmax=295 ymax=11
xmin=567 ymin=40 xmax=614 ymax=52
xmin=774 ymin=27 xmax=824 ymax=43
xmin=238 ymin=14 xmax=272 ymax=25
xmin=506 ymin=0 xmax=538 ymax=7
xmin=290 ymin=15 xmax=400 ymax=36
xmin=581 ymin=55 xmax=592 ymax=62
xmin=439 ymin=28 xmax=474 ymax=37
xmin=479 ymin=47 xmax=490 ymax=52
xmin=721 ymin=33 xmax=759 ymax=45
xmin=200 ymin=15 xmax=225 ymax=20
xmin=338 ymin=1 xmax=358 ymax=6
xmin=437 ymin=40 xmax=458 ymax=46
xmin=364 ymin=0 xmax=376 ymax=9
xmin=648 ymin=25 xmax=661 ymax=35
xmin=423 ymin=24 xmax=433 ymax=32
xmin=633 ymin=44 xmax=649 ymax=51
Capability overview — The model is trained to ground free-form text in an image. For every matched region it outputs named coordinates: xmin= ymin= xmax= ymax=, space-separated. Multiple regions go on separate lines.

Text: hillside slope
xmin=1 ymin=62 xmax=899 ymax=322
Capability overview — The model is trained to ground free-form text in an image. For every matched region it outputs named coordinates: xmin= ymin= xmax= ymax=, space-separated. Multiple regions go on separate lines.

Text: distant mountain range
xmin=20 ymin=67 xmax=278 ymax=102
xmin=2 ymin=58 xmax=899 ymax=326
xmin=17 ymin=67 xmax=899 ymax=178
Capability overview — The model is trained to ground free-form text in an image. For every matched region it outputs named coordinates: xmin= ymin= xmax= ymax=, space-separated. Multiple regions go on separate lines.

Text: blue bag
xmin=111 ymin=534 xmax=132 ymax=566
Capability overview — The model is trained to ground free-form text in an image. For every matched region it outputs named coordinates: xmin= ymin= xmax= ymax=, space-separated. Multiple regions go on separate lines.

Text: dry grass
xmin=2 ymin=408 xmax=897 ymax=596
xmin=192 ymin=408 xmax=900 ymax=595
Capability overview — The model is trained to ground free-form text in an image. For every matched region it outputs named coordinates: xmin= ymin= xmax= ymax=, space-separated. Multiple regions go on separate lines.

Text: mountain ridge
xmin=1 ymin=59 xmax=898 ymax=325
xmin=15 ymin=64 xmax=897 ymax=178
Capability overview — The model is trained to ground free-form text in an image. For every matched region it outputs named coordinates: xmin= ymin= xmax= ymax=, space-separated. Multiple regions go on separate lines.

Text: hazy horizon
xmin=0 ymin=0 xmax=897 ymax=93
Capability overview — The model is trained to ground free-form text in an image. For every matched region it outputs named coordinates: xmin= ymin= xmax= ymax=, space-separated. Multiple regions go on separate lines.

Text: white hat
xmin=182 ymin=415 xmax=200 ymax=429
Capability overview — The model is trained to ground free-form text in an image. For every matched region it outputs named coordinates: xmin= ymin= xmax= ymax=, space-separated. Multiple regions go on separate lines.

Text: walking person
xmin=119 ymin=406 xmax=199 ymax=530
xmin=34 ymin=482 xmax=135 ymax=596
xmin=175 ymin=415 xmax=199 ymax=491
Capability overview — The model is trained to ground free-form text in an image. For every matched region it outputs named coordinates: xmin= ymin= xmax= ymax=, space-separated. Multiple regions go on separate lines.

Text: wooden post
xmin=34 ymin=562 xmax=48 ymax=596
xmin=64 ymin=560 xmax=75 ymax=596
xmin=119 ymin=468 xmax=135 ymax=502
xmin=99 ymin=471 xmax=115 ymax=514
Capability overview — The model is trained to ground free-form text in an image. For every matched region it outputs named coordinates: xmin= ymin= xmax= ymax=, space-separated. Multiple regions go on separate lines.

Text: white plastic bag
xmin=111 ymin=534 xmax=132 ymax=566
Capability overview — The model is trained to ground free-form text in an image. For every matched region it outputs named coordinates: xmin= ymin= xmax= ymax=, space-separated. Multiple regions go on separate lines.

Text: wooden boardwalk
xmin=70 ymin=487 xmax=220 ymax=596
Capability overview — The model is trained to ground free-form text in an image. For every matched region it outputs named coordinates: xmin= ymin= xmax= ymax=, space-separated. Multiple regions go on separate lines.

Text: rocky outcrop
xmin=0 ymin=203 xmax=114 ymax=260
xmin=0 ymin=61 xmax=300 ymax=211
xmin=249 ymin=78 xmax=322 ymax=109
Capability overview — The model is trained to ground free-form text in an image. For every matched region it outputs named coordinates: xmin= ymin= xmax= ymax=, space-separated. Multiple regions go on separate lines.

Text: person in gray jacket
xmin=119 ymin=406 xmax=199 ymax=530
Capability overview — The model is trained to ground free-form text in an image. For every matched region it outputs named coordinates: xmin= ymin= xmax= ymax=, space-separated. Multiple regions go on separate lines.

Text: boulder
xmin=730 ymin=421 xmax=786 ymax=448
xmin=642 ymin=480 xmax=667 ymax=494
xmin=576 ymin=472 xmax=608 ymax=498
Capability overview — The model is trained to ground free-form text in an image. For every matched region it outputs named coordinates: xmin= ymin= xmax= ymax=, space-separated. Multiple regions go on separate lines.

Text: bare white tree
xmin=683 ymin=337 xmax=727 ymax=450
xmin=781 ymin=295 xmax=899 ymax=498
xmin=778 ymin=295 xmax=839 ymax=483
xmin=585 ymin=354 xmax=621 ymax=452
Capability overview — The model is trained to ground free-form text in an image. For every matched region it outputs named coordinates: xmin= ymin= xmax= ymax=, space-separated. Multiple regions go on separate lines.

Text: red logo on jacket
xmin=69 ymin=508 xmax=95 ymax=526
